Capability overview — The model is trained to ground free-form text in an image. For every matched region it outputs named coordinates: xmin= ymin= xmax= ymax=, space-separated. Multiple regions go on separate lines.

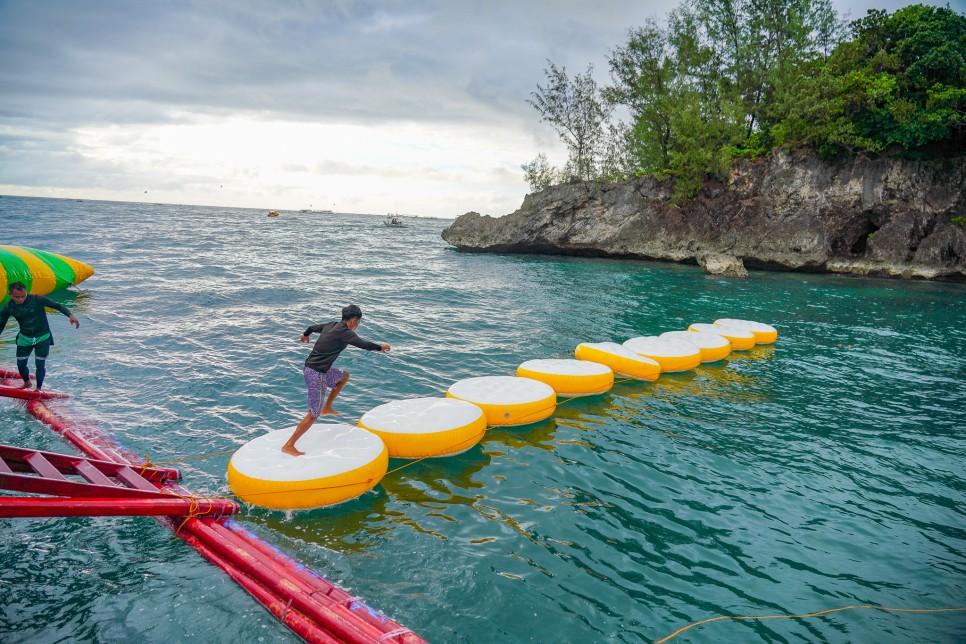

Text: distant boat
xmin=267 ymin=211 xmax=280 ymax=217
xmin=384 ymin=213 xmax=404 ymax=227
xmin=319 ymin=209 xmax=333 ymax=215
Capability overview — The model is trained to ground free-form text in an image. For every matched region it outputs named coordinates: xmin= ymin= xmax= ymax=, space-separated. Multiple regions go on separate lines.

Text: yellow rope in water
xmin=653 ymin=604 xmax=966 ymax=643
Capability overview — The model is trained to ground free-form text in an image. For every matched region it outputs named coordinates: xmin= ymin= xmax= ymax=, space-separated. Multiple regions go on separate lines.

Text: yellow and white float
xmin=622 ymin=336 xmax=702 ymax=372
xmin=516 ymin=358 xmax=613 ymax=397
xmin=359 ymin=397 xmax=486 ymax=458
xmin=660 ymin=330 xmax=731 ymax=363
xmin=447 ymin=376 xmax=556 ymax=426
xmin=227 ymin=423 xmax=388 ymax=510
xmin=688 ymin=322 xmax=755 ymax=350
xmin=714 ymin=318 xmax=778 ymax=344
xmin=575 ymin=342 xmax=661 ymax=381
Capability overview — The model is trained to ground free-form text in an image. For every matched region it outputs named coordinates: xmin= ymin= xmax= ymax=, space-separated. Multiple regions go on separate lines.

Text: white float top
xmin=690 ymin=322 xmax=754 ymax=338
xmin=230 ymin=423 xmax=384 ymax=481
xmin=360 ymin=397 xmax=484 ymax=434
xmin=578 ymin=342 xmax=660 ymax=366
xmin=519 ymin=358 xmax=611 ymax=376
xmin=448 ymin=375 xmax=554 ymax=405
xmin=660 ymin=330 xmax=729 ymax=348
xmin=623 ymin=336 xmax=701 ymax=358
xmin=714 ymin=318 xmax=777 ymax=333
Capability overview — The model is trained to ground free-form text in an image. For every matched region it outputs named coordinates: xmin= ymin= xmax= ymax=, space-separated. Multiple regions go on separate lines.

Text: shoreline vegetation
xmin=523 ymin=2 xmax=964 ymax=197
xmin=442 ymin=2 xmax=965 ymax=282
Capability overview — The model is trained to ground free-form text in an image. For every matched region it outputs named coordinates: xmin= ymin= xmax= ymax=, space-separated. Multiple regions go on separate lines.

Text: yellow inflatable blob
xmin=661 ymin=330 xmax=731 ymax=363
xmin=517 ymin=358 xmax=613 ymax=397
xmin=359 ymin=397 xmax=486 ymax=458
xmin=714 ymin=318 xmax=778 ymax=344
xmin=447 ymin=376 xmax=556 ymax=426
xmin=689 ymin=323 xmax=755 ymax=350
xmin=575 ymin=342 xmax=661 ymax=381
xmin=227 ymin=423 xmax=388 ymax=510
xmin=0 ymin=245 xmax=95 ymax=302
xmin=622 ymin=336 xmax=702 ymax=372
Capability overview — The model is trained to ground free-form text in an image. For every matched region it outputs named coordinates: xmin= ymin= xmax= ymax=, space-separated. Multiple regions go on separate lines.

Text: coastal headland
xmin=442 ymin=150 xmax=966 ymax=282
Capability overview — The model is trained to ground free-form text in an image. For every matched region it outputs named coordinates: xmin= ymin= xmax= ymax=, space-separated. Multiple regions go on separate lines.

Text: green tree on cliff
xmin=524 ymin=2 xmax=964 ymax=197
xmin=604 ymin=0 xmax=841 ymax=195
xmin=778 ymin=4 xmax=966 ymax=155
xmin=526 ymin=61 xmax=611 ymax=183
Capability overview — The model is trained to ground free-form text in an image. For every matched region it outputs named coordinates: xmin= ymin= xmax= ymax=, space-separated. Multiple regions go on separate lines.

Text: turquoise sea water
xmin=1 ymin=195 xmax=964 ymax=643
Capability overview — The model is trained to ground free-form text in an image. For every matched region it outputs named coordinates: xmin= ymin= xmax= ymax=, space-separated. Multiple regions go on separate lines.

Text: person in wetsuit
xmin=281 ymin=304 xmax=390 ymax=456
xmin=0 ymin=281 xmax=80 ymax=391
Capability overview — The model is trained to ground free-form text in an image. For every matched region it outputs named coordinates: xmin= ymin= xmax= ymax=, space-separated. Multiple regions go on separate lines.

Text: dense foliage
xmin=524 ymin=2 xmax=965 ymax=197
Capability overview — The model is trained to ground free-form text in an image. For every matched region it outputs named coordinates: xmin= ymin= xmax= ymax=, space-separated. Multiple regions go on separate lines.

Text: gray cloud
xmin=2 ymin=0 xmax=951 ymax=216
xmin=0 ymin=1 xmax=681 ymax=129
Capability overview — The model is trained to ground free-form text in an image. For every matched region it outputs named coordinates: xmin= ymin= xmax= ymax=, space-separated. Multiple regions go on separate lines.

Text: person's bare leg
xmin=320 ymin=372 xmax=350 ymax=415
xmin=281 ymin=412 xmax=316 ymax=456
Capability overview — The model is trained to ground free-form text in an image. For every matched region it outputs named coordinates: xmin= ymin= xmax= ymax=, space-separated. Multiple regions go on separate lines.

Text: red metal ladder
xmin=0 ymin=444 xmax=237 ymax=518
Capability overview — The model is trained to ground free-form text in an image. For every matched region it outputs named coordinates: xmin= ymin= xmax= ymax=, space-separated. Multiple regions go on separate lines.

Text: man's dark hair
xmin=8 ymin=282 xmax=26 ymax=293
xmin=342 ymin=304 xmax=363 ymax=320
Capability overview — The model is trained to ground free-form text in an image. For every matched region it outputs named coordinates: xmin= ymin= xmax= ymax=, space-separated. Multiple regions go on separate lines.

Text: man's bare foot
xmin=281 ymin=444 xmax=305 ymax=456
xmin=19 ymin=381 xmax=32 ymax=390
xmin=320 ymin=407 xmax=339 ymax=416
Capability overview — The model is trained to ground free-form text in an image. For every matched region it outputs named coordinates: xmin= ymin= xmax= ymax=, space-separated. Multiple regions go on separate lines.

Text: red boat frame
xmin=0 ymin=370 xmax=423 ymax=643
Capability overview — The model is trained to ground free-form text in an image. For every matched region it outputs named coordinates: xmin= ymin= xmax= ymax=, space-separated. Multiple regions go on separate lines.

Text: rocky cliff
xmin=441 ymin=150 xmax=966 ymax=282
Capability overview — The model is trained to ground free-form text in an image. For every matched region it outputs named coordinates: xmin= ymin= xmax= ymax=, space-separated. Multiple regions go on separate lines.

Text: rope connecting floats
xmin=654 ymin=604 xmax=966 ymax=643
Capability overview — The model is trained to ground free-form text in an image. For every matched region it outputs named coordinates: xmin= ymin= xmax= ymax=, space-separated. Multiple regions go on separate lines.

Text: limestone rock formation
xmin=698 ymin=253 xmax=748 ymax=277
xmin=441 ymin=150 xmax=965 ymax=282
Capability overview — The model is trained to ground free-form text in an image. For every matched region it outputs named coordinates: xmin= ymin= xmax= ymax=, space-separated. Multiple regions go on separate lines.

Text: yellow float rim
xmin=722 ymin=327 xmax=778 ymax=344
xmin=227 ymin=441 xmax=388 ymax=510
xmin=228 ymin=424 xmax=389 ymax=510
xmin=360 ymin=416 xmax=486 ymax=458
xmin=690 ymin=324 xmax=756 ymax=350
xmin=446 ymin=390 xmax=556 ymax=426
xmin=713 ymin=319 xmax=778 ymax=344
xmin=516 ymin=364 xmax=613 ymax=397
xmin=575 ymin=343 xmax=661 ymax=381
xmin=648 ymin=353 xmax=702 ymax=372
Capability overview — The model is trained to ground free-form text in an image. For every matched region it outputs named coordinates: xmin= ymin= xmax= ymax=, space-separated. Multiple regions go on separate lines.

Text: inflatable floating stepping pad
xmin=0 ymin=245 xmax=95 ymax=301
xmin=516 ymin=358 xmax=613 ymax=397
xmin=447 ymin=376 xmax=556 ymax=426
xmin=622 ymin=336 xmax=702 ymax=372
xmin=715 ymin=318 xmax=778 ymax=344
xmin=227 ymin=423 xmax=388 ymax=510
xmin=359 ymin=397 xmax=486 ymax=458
xmin=661 ymin=330 xmax=731 ymax=363
xmin=689 ymin=323 xmax=755 ymax=350
xmin=575 ymin=342 xmax=661 ymax=381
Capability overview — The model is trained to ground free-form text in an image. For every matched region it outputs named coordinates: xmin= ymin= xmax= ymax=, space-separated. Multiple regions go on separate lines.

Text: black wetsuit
xmin=303 ymin=321 xmax=382 ymax=372
xmin=0 ymin=294 xmax=73 ymax=390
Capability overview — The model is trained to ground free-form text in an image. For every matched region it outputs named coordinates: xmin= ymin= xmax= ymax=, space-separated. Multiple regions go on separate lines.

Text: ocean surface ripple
xmin=1 ymin=197 xmax=964 ymax=643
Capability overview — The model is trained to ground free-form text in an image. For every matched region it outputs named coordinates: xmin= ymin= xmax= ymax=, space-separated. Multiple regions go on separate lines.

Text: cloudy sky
xmin=0 ymin=0 xmax=957 ymax=219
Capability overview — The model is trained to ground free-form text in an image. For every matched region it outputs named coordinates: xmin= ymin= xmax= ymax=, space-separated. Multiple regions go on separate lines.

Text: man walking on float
xmin=0 ymin=281 xmax=80 ymax=391
xmin=282 ymin=304 xmax=390 ymax=456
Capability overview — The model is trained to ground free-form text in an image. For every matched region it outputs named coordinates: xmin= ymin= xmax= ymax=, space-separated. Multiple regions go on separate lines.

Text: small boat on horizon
xmin=384 ymin=213 xmax=404 ymax=227
xmin=267 ymin=210 xmax=280 ymax=217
